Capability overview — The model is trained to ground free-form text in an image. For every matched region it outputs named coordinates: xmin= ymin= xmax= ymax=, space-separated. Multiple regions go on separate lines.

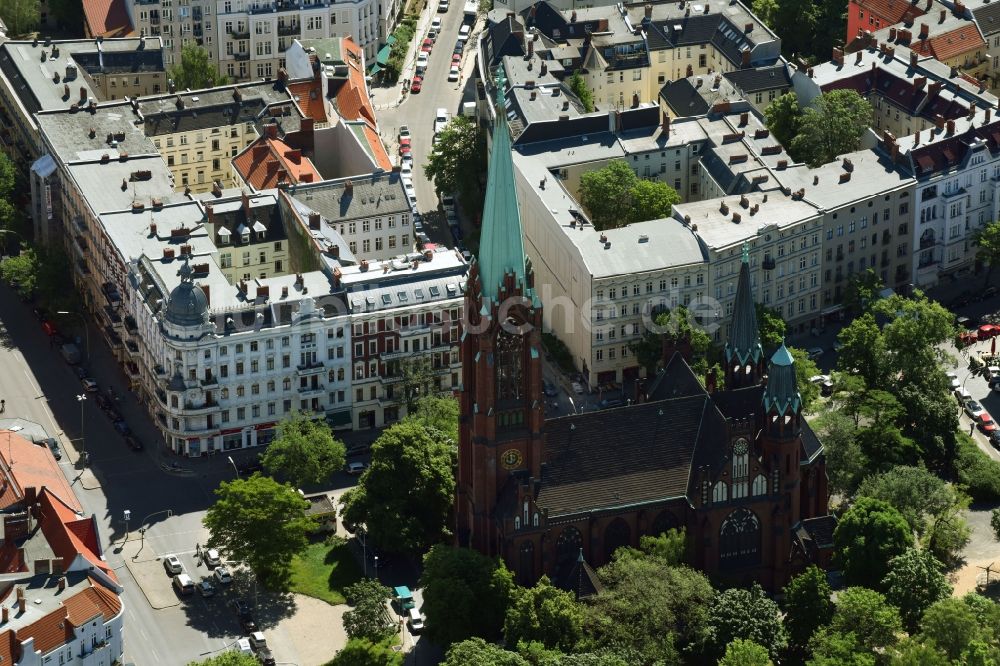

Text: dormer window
xmin=218 ymin=227 xmax=231 ymax=245
xmin=241 ymin=232 xmax=250 ymax=243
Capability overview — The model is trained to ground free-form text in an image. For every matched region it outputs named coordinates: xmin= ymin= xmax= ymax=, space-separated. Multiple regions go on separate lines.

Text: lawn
xmin=289 ymin=539 xmax=363 ymax=605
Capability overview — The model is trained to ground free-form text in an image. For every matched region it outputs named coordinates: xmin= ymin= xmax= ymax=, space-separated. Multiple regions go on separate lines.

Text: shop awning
xmin=326 ymin=411 xmax=353 ymax=427
xmin=368 ymin=62 xmax=383 ymax=75
xmin=376 ymin=43 xmax=392 ymax=65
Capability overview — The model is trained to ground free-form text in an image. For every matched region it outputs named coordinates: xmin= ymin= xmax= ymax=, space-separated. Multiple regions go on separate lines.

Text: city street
xmin=0 ymin=283 xmax=361 ymax=664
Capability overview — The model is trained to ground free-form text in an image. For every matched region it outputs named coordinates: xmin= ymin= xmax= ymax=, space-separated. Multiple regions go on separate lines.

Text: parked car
xmin=407 ymin=608 xmax=425 ymax=633
xmin=806 ymin=347 xmax=824 ymax=360
xmin=421 ymin=38 xmax=433 ymax=52
xmin=434 ymin=108 xmax=449 ymax=134
xmin=203 ymin=548 xmax=222 ymax=568
xmin=173 ymin=573 xmax=195 ymax=595
xmin=448 ymin=65 xmax=460 ymax=81
xmin=81 ymin=378 xmax=98 ymax=392
xmin=124 ymin=435 xmax=143 ymax=451
xmin=163 ymin=555 xmax=183 ymax=575
xmin=571 ymin=381 xmax=584 ymax=394
xmin=35 ymin=438 xmax=62 ymax=461
xmin=459 ymin=23 xmax=471 ymax=39
xmin=543 ymin=382 xmax=558 ymax=397
xmin=990 ymin=430 xmax=1000 ymax=449
xmin=94 ymin=393 xmax=110 ymax=410
xmin=416 ymin=52 xmax=429 ymax=70
xmin=431 ymin=16 xmax=441 ymax=29
xmin=197 ymin=579 xmax=215 ymax=597
xmin=113 ymin=420 xmax=130 ymax=436
xmin=398 ymin=124 xmax=410 ymax=140
xmin=410 ymin=77 xmax=423 ymax=93
xmin=398 ymin=137 xmax=411 ymax=155
xmin=232 ymin=598 xmax=253 ymax=619
xmin=979 ymin=412 xmax=999 ymax=433
xmin=393 ymin=586 xmax=416 ymax=611
xmin=437 ymin=0 xmax=449 ymax=11
xmin=346 ymin=461 xmax=367 ymax=475
xmin=214 ymin=565 xmax=233 ymax=584
xmin=955 ymin=386 xmax=973 ymax=402
xmin=249 ymin=633 xmax=268 ymax=652
xmin=428 ymin=28 xmax=437 ymax=40
xmin=451 ymin=53 xmax=461 ymax=66
xmin=965 ymin=399 xmax=986 ymax=419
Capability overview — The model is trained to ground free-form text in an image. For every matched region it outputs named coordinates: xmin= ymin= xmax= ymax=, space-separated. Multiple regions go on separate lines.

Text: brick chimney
xmin=919 ymin=23 xmax=929 ymax=38
xmin=644 ymin=3 xmax=652 ymax=18
xmin=309 ymin=212 xmax=321 ymax=229
xmin=265 ymin=123 xmax=278 ymax=139
xmin=946 ymin=119 xmax=955 ymax=135
xmin=910 ymin=51 xmax=918 ymax=67
xmin=742 ymin=49 xmax=751 ymax=67
xmin=661 ymin=112 xmax=670 ymax=133
xmin=344 ymin=179 xmax=354 ymax=196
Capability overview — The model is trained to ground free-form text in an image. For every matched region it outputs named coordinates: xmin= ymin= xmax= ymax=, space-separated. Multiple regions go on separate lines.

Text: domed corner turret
xmin=163 ymin=258 xmax=209 ymax=328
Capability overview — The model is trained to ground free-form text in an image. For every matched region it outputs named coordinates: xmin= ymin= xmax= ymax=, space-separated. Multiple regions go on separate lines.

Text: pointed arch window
xmin=719 ymin=508 xmax=760 ymax=567
xmin=752 ymin=474 xmax=767 ymax=496
xmin=712 ymin=481 xmax=728 ymax=502
xmin=496 ymin=329 xmax=524 ymax=401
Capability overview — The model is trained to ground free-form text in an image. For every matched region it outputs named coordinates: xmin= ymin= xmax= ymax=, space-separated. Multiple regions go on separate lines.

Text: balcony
xmin=228 ymin=28 xmax=250 ymax=39
xmin=184 ymin=400 xmax=219 ymax=415
xmin=296 ymin=361 xmax=325 ymax=376
xmin=762 ymin=257 xmax=775 ymax=271
xmin=234 ymin=52 xmax=251 ymax=61
xmin=379 ymin=374 xmax=405 ymax=384
xmin=249 ymin=0 xmax=304 ymax=13
xmin=201 ymin=374 xmax=219 ymax=387
xmin=300 ymin=385 xmax=325 ymax=397
xmin=919 ymin=236 xmax=938 ymax=250
xmin=398 ymin=324 xmax=433 ymax=338
xmin=278 ymin=23 xmax=300 ymax=35
xmin=381 ymin=348 xmax=421 ymax=361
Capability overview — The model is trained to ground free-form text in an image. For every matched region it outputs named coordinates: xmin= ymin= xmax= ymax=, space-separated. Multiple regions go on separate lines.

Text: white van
xmin=407 ymin=608 xmax=425 ymax=633
xmin=173 ymin=573 xmax=195 ymax=595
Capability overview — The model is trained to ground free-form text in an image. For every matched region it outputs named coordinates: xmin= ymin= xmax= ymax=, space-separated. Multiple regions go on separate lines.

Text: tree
xmin=568 ymin=71 xmax=594 ymax=113
xmin=719 ymin=639 xmax=773 ymax=666
xmin=326 ymin=638 xmax=404 ymax=666
xmin=0 ymin=0 xmax=39 ymax=36
xmin=188 ymin=654 xmax=260 ymax=666
xmin=202 ymin=475 xmax=312 ymax=587
xmin=887 ymin=639 xmax=951 ymax=666
xmin=46 ymin=0 xmax=84 ymax=28
xmin=408 ymin=395 xmax=459 ymax=444
xmin=829 ymin=587 xmax=902 ymax=653
xmin=789 ymin=347 xmax=821 ymax=410
xmin=342 ymin=579 xmax=396 ymax=642
xmin=789 ymin=90 xmax=873 ymax=167
xmin=340 ymin=420 xmax=454 ymax=554
xmin=424 ymin=115 xmax=487 ymax=215
xmin=755 ymin=304 xmax=786 ymax=351
xmin=583 ymin=557 xmax=713 ymax=662
xmin=261 ymin=412 xmax=345 ymax=488
xmin=807 ymin=629 xmax=876 ymax=666
xmin=883 ymin=549 xmax=952 ymax=633
xmin=833 ymin=497 xmax=913 ymax=589
xmin=577 ymin=160 xmax=680 ymax=231
xmin=763 ymin=92 xmax=803 ymax=148
xmin=629 ymin=307 xmax=710 ymax=377
xmin=706 ymin=585 xmax=788 ymax=661
xmin=813 ymin=411 xmax=867 ymax=496
xmin=920 ymin=597 xmax=986 ymax=661
xmin=396 ymin=357 xmax=438 ymax=414
xmin=169 ymin=44 xmax=229 ymax=91
xmin=613 ymin=528 xmax=687 ymax=567
xmin=836 ymin=313 xmax=888 ymax=389
xmin=974 ymin=220 xmax=1000 ymax=288
xmin=503 ymin=576 xmax=583 ymax=651
xmin=782 ymin=565 xmax=834 ymax=656
xmin=0 ymin=248 xmax=38 ymax=295
xmin=842 ymin=269 xmax=884 ymax=315
xmin=442 ymin=638 xmax=528 ymax=666
xmin=856 ymin=466 xmax=969 ymax=565
xmin=419 ymin=545 xmax=514 ymax=645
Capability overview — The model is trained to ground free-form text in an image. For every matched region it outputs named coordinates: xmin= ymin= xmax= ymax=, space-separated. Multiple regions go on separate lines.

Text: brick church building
xmin=454 ymin=71 xmax=837 ymax=592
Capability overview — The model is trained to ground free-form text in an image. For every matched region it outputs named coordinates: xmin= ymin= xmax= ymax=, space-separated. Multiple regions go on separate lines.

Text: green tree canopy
xmin=755 ymin=304 xmax=787 ymax=351
xmin=887 ymin=639 xmax=951 ymax=666
xmin=974 ymin=220 xmax=1000 ymax=287
xmin=325 ymin=638 xmax=404 ymax=666
xmin=807 ymin=629 xmax=876 ymax=666
xmin=856 ymin=466 xmax=969 ymax=565
xmin=629 ymin=307 xmax=711 ymax=377
xmin=582 ymin=555 xmax=713 ymax=663
xmin=782 ymin=565 xmax=834 ymax=657
xmin=706 ymin=585 xmax=788 ymax=661
xmin=763 ymin=92 xmax=802 ymax=147
xmin=829 ymin=587 xmax=902 ymax=653
xmin=789 ymin=90 xmax=873 ymax=167
xmin=813 ymin=411 xmax=868 ymax=496
xmin=920 ymin=597 xmax=988 ymax=661
xmin=261 ymin=412 xmax=345 ymax=488
xmin=419 ymin=545 xmax=514 ymax=646
xmin=842 ymin=269 xmax=884 ymax=315
xmin=0 ymin=0 xmax=39 ymax=36
xmin=503 ymin=575 xmax=583 ymax=652
xmin=568 ymin=71 xmax=594 ymax=113
xmin=169 ymin=44 xmax=229 ymax=91
xmin=883 ymin=548 xmax=952 ymax=633
xmin=188 ymin=653 xmax=260 ymax=666
xmin=342 ymin=579 xmax=396 ymax=642
xmin=577 ymin=160 xmax=680 ymax=231
xmin=833 ymin=497 xmax=914 ymax=589
xmin=408 ymin=395 xmax=459 ymax=444
xmin=613 ymin=528 xmax=687 ymax=567
xmin=789 ymin=347 xmax=821 ymax=411
xmin=718 ymin=639 xmax=773 ymax=666
xmin=423 ymin=115 xmax=487 ymax=214
xmin=442 ymin=638 xmax=528 ymax=666
xmin=340 ymin=420 xmax=454 ymax=554
xmin=202 ymin=474 xmax=313 ymax=587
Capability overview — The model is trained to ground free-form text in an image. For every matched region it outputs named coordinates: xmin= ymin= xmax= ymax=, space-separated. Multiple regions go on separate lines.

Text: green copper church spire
xmin=476 ymin=66 xmax=528 ymax=298
xmin=725 ymin=242 xmax=762 ymax=366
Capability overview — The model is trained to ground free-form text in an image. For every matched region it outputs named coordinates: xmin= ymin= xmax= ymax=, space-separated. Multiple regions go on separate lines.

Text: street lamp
xmin=57 ymin=311 xmax=89 ymax=362
xmin=227 ymin=456 xmax=241 ymax=479
xmin=133 ymin=509 xmax=173 ymax=560
xmin=374 ymin=555 xmax=379 ymax=581
xmin=123 ymin=509 xmax=131 ymax=543
xmin=76 ymin=394 xmax=86 ymax=463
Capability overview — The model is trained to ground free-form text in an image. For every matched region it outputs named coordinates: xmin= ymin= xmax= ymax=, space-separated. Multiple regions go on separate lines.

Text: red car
xmin=421 ymin=38 xmax=433 ymax=52
xmin=410 ymin=77 xmax=422 ymax=93
xmin=451 ymin=53 xmax=461 ymax=66
xmin=979 ymin=412 xmax=999 ymax=433
xmin=398 ymin=137 xmax=411 ymax=155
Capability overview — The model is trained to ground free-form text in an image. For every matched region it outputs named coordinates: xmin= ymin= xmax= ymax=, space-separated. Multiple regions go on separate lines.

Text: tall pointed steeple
xmin=724 ymin=243 xmax=763 ymax=388
xmin=476 ymin=66 xmax=529 ymax=298
xmin=762 ymin=343 xmax=801 ymax=417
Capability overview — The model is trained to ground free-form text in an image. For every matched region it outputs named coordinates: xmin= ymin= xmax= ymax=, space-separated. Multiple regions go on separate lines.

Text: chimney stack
xmin=910 ymin=51 xmax=918 ymax=68
xmin=919 ymin=23 xmax=929 ymax=39
xmin=644 ymin=3 xmax=652 ymax=18
xmin=946 ymin=119 xmax=955 ymax=135
xmin=309 ymin=212 xmax=321 ymax=229
xmin=345 ymin=179 xmax=354 ymax=195
xmin=832 ymin=47 xmax=844 ymax=65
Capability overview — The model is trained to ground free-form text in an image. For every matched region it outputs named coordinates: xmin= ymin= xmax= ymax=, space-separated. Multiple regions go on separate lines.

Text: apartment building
xmin=138 ymin=79 xmax=306 ymax=193
xmin=971 ymin=0 xmax=1000 ymax=89
xmin=0 ymin=37 xmax=165 ymax=167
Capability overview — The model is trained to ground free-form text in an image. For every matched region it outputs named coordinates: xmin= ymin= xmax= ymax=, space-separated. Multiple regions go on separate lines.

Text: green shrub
xmin=954 ymin=433 xmax=1000 ymax=501
xmin=541 ymin=332 xmax=575 ymax=374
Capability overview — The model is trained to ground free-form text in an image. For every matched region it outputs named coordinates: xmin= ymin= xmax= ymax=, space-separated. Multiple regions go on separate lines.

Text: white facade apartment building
xmin=126 ymin=0 xmax=394 ymax=76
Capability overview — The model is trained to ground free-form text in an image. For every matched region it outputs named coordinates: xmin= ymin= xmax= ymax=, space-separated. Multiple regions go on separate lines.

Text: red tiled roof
xmin=0 ymin=431 xmax=81 ymax=514
xmin=14 ymin=580 xmax=122 ymax=656
xmin=233 ymin=137 xmax=322 ymax=190
xmin=911 ymin=24 xmax=985 ymax=60
xmin=82 ymin=0 xmax=133 ymax=37
xmin=856 ymin=0 xmax=925 ymax=25
xmin=333 ymin=37 xmax=392 ymax=169
xmin=288 ymin=80 xmax=327 ymax=124
xmin=38 ymin=490 xmax=117 ymax=585
xmin=363 ymin=126 xmax=394 ymax=171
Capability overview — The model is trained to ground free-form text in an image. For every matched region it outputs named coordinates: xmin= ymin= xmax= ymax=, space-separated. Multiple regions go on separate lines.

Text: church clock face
xmin=501 ymin=449 xmax=523 ymax=469
xmin=733 ymin=438 xmax=749 ymax=455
